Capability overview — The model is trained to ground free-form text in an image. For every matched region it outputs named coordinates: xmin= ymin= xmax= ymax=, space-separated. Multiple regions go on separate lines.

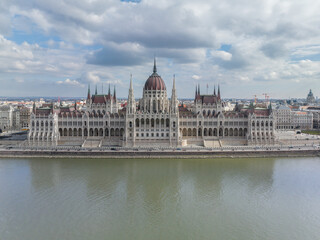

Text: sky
xmin=0 ymin=0 xmax=320 ymax=99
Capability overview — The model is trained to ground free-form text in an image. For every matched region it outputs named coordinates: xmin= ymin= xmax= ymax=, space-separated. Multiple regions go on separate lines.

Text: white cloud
xmin=210 ymin=50 xmax=232 ymax=61
xmin=192 ymin=75 xmax=201 ymax=80
xmin=83 ymin=71 xmax=100 ymax=83
xmin=1 ymin=0 xmax=320 ymax=98
xmin=57 ymin=78 xmax=85 ymax=87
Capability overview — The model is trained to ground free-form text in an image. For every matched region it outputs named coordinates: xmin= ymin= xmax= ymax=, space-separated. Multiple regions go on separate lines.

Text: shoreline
xmin=1 ymin=148 xmax=320 ymax=159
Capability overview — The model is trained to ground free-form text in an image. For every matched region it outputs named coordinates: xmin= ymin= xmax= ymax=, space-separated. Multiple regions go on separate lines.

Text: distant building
xmin=19 ymin=106 xmax=32 ymax=129
xmin=274 ymin=104 xmax=313 ymax=130
xmin=12 ymin=108 xmax=20 ymax=130
xmin=274 ymin=104 xmax=293 ymax=130
xmin=292 ymin=111 xmax=313 ymax=130
xmin=0 ymin=105 xmax=14 ymax=132
xmin=306 ymin=89 xmax=315 ymax=104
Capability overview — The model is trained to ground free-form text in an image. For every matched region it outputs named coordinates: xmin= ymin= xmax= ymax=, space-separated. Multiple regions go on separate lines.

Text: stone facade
xmin=274 ymin=104 xmax=313 ymax=130
xmin=19 ymin=106 xmax=31 ymax=129
xmin=28 ymin=60 xmax=276 ymax=147
xmin=0 ymin=105 xmax=14 ymax=132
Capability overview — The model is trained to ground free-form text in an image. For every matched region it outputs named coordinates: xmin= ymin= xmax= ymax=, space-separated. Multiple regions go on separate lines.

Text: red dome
xmin=144 ymin=72 xmax=166 ymax=91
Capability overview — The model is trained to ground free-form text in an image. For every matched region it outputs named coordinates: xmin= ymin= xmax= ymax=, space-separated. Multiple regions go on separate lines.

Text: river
xmin=0 ymin=157 xmax=320 ymax=240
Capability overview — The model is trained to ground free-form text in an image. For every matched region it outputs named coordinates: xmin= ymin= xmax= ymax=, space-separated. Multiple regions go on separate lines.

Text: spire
xmin=113 ymin=85 xmax=116 ymax=100
xmin=198 ymin=83 xmax=200 ymax=95
xmin=108 ymin=84 xmax=111 ymax=96
xmin=171 ymin=74 xmax=178 ymax=114
xmin=218 ymin=84 xmax=221 ymax=100
xmin=268 ymin=101 xmax=272 ymax=111
xmin=214 ymin=85 xmax=216 ymax=96
xmin=33 ymin=101 xmax=36 ymax=114
xmin=95 ymin=85 xmax=97 ymax=95
xmin=173 ymin=74 xmax=176 ymax=90
xmin=195 ymin=85 xmax=198 ymax=99
xmin=153 ymin=57 xmax=157 ymax=73
xmin=87 ymin=84 xmax=91 ymax=99
xmin=127 ymin=74 xmax=135 ymax=114
xmin=51 ymin=102 xmax=54 ymax=114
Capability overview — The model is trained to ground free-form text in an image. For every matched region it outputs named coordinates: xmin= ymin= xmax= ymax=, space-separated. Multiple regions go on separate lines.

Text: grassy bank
xmin=302 ymin=130 xmax=320 ymax=135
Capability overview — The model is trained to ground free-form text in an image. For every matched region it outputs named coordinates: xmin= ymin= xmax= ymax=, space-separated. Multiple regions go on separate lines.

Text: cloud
xmin=1 ymin=0 xmax=320 ymax=98
xmin=192 ymin=75 xmax=201 ymax=80
xmin=82 ymin=71 xmax=101 ymax=83
xmin=211 ymin=50 xmax=232 ymax=61
xmin=57 ymin=78 xmax=85 ymax=87
xmin=260 ymin=41 xmax=288 ymax=59
xmin=86 ymin=43 xmax=147 ymax=66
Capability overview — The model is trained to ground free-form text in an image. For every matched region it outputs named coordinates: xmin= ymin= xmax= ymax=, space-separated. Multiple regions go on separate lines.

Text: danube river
xmin=1 ymin=157 xmax=320 ymax=240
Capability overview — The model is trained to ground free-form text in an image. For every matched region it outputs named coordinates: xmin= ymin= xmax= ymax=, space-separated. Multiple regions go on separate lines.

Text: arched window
xmin=166 ymin=119 xmax=170 ymax=127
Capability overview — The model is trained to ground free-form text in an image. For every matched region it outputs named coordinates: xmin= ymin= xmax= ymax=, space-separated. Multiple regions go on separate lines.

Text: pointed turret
xmin=198 ymin=84 xmax=200 ymax=95
xmin=127 ymin=74 xmax=136 ymax=114
xmin=51 ymin=102 xmax=54 ymax=114
xmin=213 ymin=85 xmax=216 ymax=96
xmin=171 ymin=74 xmax=178 ymax=114
xmin=218 ymin=84 xmax=221 ymax=100
xmin=268 ymin=101 xmax=272 ymax=113
xmin=33 ymin=101 xmax=36 ymax=114
xmin=95 ymin=85 xmax=97 ymax=95
xmin=108 ymin=84 xmax=111 ymax=96
xmin=87 ymin=84 xmax=91 ymax=99
xmin=195 ymin=85 xmax=198 ymax=99
xmin=173 ymin=74 xmax=176 ymax=89
xmin=113 ymin=86 xmax=116 ymax=101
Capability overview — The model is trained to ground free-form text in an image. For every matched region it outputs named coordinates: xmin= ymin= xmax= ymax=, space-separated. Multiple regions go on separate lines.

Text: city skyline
xmin=1 ymin=0 xmax=320 ymax=99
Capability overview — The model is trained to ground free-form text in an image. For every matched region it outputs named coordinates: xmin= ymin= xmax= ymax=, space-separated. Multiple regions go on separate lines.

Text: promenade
xmin=1 ymin=144 xmax=319 ymax=158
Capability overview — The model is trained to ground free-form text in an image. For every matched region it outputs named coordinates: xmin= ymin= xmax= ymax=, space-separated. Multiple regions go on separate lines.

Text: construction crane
xmin=253 ymin=95 xmax=258 ymax=104
xmin=262 ymin=93 xmax=269 ymax=102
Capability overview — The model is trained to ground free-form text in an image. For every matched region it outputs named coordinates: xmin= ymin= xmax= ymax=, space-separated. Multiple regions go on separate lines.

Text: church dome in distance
xmin=144 ymin=59 xmax=166 ymax=91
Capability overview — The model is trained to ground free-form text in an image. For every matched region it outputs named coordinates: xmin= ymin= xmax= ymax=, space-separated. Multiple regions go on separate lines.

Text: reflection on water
xmin=0 ymin=157 xmax=320 ymax=240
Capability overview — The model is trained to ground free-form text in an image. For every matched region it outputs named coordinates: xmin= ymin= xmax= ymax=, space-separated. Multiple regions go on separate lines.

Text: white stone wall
xmin=28 ymin=113 xmax=59 ymax=146
xmin=0 ymin=105 xmax=13 ymax=132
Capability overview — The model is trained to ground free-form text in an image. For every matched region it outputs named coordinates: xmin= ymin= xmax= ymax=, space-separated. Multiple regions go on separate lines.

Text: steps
xmin=82 ymin=139 xmax=101 ymax=148
xmin=203 ymin=140 xmax=221 ymax=148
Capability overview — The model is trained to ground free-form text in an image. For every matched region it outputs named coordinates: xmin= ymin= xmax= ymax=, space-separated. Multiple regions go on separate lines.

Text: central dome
xmin=144 ymin=59 xmax=166 ymax=91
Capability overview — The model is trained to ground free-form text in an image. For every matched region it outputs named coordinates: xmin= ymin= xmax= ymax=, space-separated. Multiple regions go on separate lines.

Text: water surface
xmin=0 ymin=157 xmax=320 ymax=240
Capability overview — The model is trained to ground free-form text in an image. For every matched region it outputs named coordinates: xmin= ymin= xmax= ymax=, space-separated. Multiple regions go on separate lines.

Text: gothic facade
xmin=28 ymin=60 xmax=276 ymax=147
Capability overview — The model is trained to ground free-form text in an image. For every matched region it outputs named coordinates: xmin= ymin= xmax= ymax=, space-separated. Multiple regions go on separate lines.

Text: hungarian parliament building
xmin=28 ymin=60 xmax=275 ymax=148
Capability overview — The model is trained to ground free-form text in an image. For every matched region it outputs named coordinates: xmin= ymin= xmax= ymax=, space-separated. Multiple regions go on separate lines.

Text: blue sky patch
xmin=219 ymin=44 xmax=232 ymax=52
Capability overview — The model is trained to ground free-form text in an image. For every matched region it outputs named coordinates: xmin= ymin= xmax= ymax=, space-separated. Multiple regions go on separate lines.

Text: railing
xmin=8 ymin=143 xmax=320 ymax=152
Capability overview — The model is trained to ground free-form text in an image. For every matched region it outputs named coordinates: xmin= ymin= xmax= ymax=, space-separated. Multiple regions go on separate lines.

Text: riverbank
xmin=1 ymin=148 xmax=320 ymax=158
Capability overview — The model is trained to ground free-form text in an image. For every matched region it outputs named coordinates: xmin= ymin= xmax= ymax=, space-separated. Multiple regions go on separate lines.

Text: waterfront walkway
xmin=1 ymin=144 xmax=320 ymax=158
